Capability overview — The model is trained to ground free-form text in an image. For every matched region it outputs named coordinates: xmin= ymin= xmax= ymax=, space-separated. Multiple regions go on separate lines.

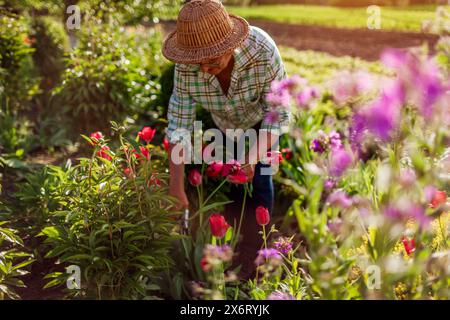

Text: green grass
xmin=279 ymin=46 xmax=389 ymax=85
xmin=227 ymin=5 xmax=443 ymax=32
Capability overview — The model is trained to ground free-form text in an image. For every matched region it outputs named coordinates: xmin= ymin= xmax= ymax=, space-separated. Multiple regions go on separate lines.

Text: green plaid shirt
xmin=166 ymin=26 xmax=289 ymax=143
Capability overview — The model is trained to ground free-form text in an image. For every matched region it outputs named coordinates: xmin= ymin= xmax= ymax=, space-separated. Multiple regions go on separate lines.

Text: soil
xmin=159 ymin=19 xmax=439 ymax=61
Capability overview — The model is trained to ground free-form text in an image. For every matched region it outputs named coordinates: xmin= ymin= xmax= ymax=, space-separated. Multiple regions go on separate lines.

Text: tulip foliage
xmin=21 ymin=124 xmax=178 ymax=299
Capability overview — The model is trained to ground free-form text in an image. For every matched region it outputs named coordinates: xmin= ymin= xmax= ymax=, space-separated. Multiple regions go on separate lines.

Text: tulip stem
xmin=197 ymin=185 xmax=203 ymax=226
xmin=232 ymin=186 xmax=247 ymax=250
xmin=262 ymin=225 xmax=267 ymax=249
xmin=189 ymin=179 xmax=228 ymax=222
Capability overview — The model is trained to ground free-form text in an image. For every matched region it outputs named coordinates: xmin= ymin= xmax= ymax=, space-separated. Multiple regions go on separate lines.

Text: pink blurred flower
xmin=326 ymin=190 xmax=352 ymax=209
xmin=329 ymin=148 xmax=353 ymax=177
xmin=332 ymin=70 xmax=373 ymax=104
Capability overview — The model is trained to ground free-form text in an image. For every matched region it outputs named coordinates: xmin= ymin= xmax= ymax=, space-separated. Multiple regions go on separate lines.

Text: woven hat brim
xmin=162 ymin=14 xmax=250 ymax=64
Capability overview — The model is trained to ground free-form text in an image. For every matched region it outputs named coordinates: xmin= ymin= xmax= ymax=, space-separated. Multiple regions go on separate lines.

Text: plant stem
xmin=232 ymin=186 xmax=247 ymax=250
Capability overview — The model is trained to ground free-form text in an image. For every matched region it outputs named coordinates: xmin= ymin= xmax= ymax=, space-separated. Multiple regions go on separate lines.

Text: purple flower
xmin=324 ymin=179 xmax=335 ymax=191
xmin=273 ymin=237 xmax=293 ymax=255
xmin=424 ymin=185 xmax=437 ymax=203
xmin=310 ymin=139 xmax=326 ymax=153
xmin=327 ymin=218 xmax=343 ymax=235
xmin=326 ymin=190 xmax=352 ymax=209
xmin=278 ymin=75 xmax=307 ymax=93
xmin=349 ymin=113 xmax=366 ymax=157
xmin=295 ymin=86 xmax=319 ymax=109
xmin=264 ymin=109 xmax=280 ymax=124
xmin=399 ymin=169 xmax=416 ymax=188
xmin=381 ymin=48 xmax=446 ymax=120
xmin=409 ymin=205 xmax=432 ymax=229
xmin=255 ymin=248 xmax=282 ymax=266
xmin=267 ymin=90 xmax=291 ymax=109
xmin=329 ymin=148 xmax=353 ymax=177
xmin=267 ymin=291 xmax=296 ymax=300
xmin=362 ymin=87 xmax=402 ymax=142
xmin=383 ymin=204 xmax=432 ymax=229
xmin=203 ymin=244 xmax=233 ymax=265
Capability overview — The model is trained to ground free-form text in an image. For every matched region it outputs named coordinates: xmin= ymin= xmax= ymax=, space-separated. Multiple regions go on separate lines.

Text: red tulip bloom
xmin=205 ymin=161 xmax=223 ymax=178
xmin=256 ymin=206 xmax=270 ymax=226
xmin=188 ymin=169 xmax=202 ymax=186
xmin=227 ymin=168 xmax=248 ymax=184
xmin=401 ymin=236 xmax=415 ymax=255
xmin=96 ymin=145 xmax=112 ymax=161
xmin=209 ymin=214 xmax=230 ymax=239
xmin=430 ymin=190 xmax=446 ymax=209
xmin=89 ymin=131 xmax=104 ymax=146
xmin=138 ymin=127 xmax=156 ymax=143
xmin=134 ymin=146 xmax=150 ymax=160
xmin=163 ymin=137 xmax=170 ymax=152
xmin=281 ymin=148 xmax=293 ymax=160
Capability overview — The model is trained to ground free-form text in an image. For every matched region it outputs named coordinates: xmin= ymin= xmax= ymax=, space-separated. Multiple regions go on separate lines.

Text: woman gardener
xmin=162 ymin=0 xmax=289 ymax=278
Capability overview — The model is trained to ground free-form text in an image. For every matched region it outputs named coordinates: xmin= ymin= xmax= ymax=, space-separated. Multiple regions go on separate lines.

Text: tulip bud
xmin=188 ymin=169 xmax=202 ymax=186
xmin=255 ymin=206 xmax=270 ymax=226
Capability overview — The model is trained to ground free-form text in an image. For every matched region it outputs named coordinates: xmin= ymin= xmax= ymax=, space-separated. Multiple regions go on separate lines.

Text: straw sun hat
xmin=162 ymin=0 xmax=250 ymax=64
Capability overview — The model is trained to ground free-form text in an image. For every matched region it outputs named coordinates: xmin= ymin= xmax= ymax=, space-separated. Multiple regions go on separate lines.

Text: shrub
xmin=0 ymin=14 xmax=39 ymax=110
xmin=0 ymin=219 xmax=35 ymax=300
xmin=30 ymin=16 xmax=69 ymax=93
xmin=51 ymin=23 xmax=164 ymax=138
xmin=34 ymin=124 xmax=177 ymax=299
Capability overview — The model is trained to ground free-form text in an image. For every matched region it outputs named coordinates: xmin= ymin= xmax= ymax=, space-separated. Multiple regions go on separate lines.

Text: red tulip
xmin=163 ymin=137 xmax=170 ymax=152
xmin=209 ymin=214 xmax=230 ymax=239
xmin=205 ymin=161 xmax=223 ymax=178
xmin=96 ymin=145 xmax=112 ymax=161
xmin=138 ymin=127 xmax=156 ymax=143
xmin=256 ymin=206 xmax=270 ymax=226
xmin=401 ymin=236 xmax=415 ymax=255
xmin=188 ymin=169 xmax=202 ymax=186
xmin=134 ymin=146 xmax=150 ymax=160
xmin=281 ymin=148 xmax=293 ymax=160
xmin=89 ymin=131 xmax=104 ymax=146
xmin=430 ymin=190 xmax=446 ymax=209
xmin=221 ymin=160 xmax=241 ymax=177
xmin=227 ymin=168 xmax=248 ymax=184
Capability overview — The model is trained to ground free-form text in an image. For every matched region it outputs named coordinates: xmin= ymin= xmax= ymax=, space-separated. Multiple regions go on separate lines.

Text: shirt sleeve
xmin=165 ymin=64 xmax=196 ymax=144
xmin=260 ymin=46 xmax=290 ymax=135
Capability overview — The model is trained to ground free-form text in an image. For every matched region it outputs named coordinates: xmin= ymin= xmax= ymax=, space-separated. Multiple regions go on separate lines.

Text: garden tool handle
xmin=182 ymin=208 xmax=189 ymax=234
